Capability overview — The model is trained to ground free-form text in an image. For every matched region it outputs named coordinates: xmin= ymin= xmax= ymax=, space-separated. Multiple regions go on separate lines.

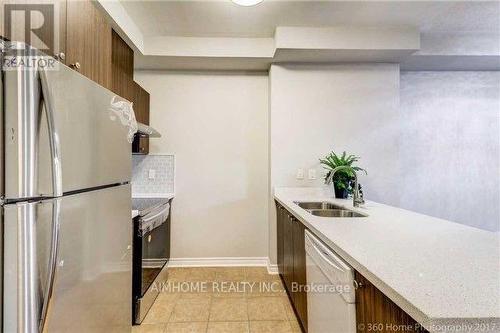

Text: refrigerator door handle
xmin=39 ymin=68 xmax=63 ymax=197
xmin=39 ymin=198 xmax=61 ymax=332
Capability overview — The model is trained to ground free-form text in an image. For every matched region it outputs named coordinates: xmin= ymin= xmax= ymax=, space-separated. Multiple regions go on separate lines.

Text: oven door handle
xmin=141 ymin=204 xmax=170 ymax=224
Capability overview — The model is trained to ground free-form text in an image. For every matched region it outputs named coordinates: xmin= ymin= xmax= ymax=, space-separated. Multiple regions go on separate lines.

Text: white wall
xmin=135 ymin=67 xmax=499 ymax=265
xmin=269 ymin=64 xmax=401 ymax=263
xmin=400 ymin=71 xmax=500 ymax=231
xmin=268 ymin=67 xmax=500 ymax=256
xmin=269 ymin=64 xmax=401 ymax=200
xmin=134 ymin=71 xmax=269 ymax=259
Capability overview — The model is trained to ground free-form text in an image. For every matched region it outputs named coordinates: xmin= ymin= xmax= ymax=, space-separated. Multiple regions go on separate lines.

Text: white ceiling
xmin=120 ymin=0 xmax=500 ymax=38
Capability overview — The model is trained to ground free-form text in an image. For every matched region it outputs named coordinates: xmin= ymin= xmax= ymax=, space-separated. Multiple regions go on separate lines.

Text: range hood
xmin=136 ymin=122 xmax=161 ymax=138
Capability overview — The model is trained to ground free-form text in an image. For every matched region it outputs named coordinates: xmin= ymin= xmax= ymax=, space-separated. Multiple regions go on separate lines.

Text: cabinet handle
xmin=70 ymin=62 xmax=81 ymax=70
xmin=56 ymin=52 xmax=65 ymax=60
xmin=353 ymin=280 xmax=364 ymax=290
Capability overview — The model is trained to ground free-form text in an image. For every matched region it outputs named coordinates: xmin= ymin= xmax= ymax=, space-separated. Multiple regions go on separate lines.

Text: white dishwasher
xmin=305 ymin=230 xmax=356 ymax=333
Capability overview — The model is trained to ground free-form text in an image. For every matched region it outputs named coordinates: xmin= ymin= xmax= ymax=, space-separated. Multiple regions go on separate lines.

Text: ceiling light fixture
xmin=231 ymin=0 xmax=264 ymax=6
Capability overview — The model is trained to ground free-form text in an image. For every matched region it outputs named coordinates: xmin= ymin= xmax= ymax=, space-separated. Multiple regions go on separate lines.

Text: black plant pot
xmin=334 ymin=185 xmax=348 ymax=199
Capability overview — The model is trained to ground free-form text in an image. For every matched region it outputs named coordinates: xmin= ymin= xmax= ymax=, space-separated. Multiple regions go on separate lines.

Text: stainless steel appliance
xmin=1 ymin=46 xmax=133 ymax=332
xmin=131 ymin=198 xmax=171 ymax=324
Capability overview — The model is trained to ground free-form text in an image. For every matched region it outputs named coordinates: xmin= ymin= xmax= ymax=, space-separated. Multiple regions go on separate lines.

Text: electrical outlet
xmin=296 ymin=168 xmax=305 ymax=180
xmin=308 ymin=169 xmax=317 ymax=180
xmin=148 ymin=169 xmax=156 ymax=180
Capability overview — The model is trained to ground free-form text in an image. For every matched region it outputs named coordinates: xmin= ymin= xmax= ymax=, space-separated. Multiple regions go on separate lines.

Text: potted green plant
xmin=319 ymin=151 xmax=367 ymax=199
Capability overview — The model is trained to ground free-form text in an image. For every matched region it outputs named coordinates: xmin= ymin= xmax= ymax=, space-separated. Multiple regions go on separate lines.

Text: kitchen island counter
xmin=274 ymin=187 xmax=500 ymax=333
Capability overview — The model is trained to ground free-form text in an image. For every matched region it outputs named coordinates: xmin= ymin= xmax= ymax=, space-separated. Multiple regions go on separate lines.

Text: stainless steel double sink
xmin=294 ymin=201 xmax=367 ymax=218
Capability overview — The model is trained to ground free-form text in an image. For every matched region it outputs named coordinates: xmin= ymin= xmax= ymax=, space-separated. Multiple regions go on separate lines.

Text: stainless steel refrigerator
xmin=1 ymin=46 xmax=133 ymax=332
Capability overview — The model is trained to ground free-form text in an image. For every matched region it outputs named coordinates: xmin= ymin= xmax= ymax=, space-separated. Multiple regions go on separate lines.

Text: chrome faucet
xmin=326 ymin=166 xmax=365 ymax=207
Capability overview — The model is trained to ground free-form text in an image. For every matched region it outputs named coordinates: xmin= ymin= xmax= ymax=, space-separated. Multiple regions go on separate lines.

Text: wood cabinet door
xmin=111 ymin=29 xmax=133 ymax=98
xmin=355 ymin=272 xmax=428 ymax=333
xmin=292 ymin=219 xmax=308 ymax=331
xmin=133 ymin=82 xmax=150 ymax=154
xmin=132 ymin=81 xmax=148 ymax=123
xmin=110 ymin=30 xmax=150 ymax=154
xmin=283 ymin=213 xmax=294 ymax=293
xmin=276 ymin=203 xmax=285 ymax=277
xmin=66 ymin=0 xmax=112 ymax=90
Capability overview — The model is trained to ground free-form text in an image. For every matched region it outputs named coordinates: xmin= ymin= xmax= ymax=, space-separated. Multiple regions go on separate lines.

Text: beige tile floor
xmin=133 ymin=267 xmax=303 ymax=333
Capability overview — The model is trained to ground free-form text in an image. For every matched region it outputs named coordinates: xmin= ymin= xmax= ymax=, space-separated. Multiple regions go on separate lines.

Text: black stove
xmin=132 ymin=197 xmax=172 ymax=324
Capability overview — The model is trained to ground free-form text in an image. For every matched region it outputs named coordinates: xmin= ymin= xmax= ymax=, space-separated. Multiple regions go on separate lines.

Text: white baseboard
xmin=266 ymin=262 xmax=279 ymax=275
xmin=168 ymin=257 xmax=279 ymax=275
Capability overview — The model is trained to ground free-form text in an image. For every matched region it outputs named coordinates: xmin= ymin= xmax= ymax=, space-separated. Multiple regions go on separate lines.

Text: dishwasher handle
xmin=305 ymin=232 xmax=343 ymax=271
xmin=305 ymin=230 xmax=356 ymax=304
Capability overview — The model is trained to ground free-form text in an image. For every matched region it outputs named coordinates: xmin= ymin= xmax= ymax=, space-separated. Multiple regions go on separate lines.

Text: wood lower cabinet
xmin=355 ymin=272 xmax=429 ymax=333
xmin=282 ymin=212 xmax=295 ymax=292
xmin=276 ymin=201 xmax=428 ymax=333
xmin=292 ymin=219 xmax=308 ymax=330
xmin=276 ymin=201 xmax=308 ymax=332
xmin=276 ymin=204 xmax=285 ymax=278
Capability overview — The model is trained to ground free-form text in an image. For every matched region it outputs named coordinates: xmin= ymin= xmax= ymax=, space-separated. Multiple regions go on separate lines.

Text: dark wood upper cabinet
xmin=1 ymin=0 xmax=111 ymax=89
xmin=111 ymin=29 xmax=134 ymax=99
xmin=3 ymin=0 xmax=151 ymax=153
xmin=112 ymin=30 xmax=133 ymax=78
xmin=65 ymin=0 xmax=112 ymax=90
xmin=132 ymin=81 xmax=149 ymax=124
xmin=132 ymin=81 xmax=150 ymax=154
xmin=110 ymin=30 xmax=150 ymax=154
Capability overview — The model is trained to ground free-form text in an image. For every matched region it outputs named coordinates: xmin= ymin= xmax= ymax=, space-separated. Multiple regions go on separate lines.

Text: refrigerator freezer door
xmin=3 ymin=61 xmax=132 ymax=201
xmin=3 ymin=184 xmax=132 ymax=333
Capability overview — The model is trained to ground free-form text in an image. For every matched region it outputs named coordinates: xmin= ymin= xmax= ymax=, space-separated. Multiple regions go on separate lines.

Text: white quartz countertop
xmin=274 ymin=187 xmax=500 ymax=333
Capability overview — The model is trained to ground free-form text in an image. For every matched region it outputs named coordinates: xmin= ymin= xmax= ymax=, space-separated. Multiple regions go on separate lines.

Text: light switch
xmin=308 ymin=169 xmax=317 ymax=180
xmin=296 ymin=168 xmax=305 ymax=180
xmin=148 ymin=169 xmax=156 ymax=179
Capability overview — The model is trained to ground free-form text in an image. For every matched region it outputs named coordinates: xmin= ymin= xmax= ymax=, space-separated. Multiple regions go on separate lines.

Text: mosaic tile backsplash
xmin=132 ymin=155 xmax=175 ymax=196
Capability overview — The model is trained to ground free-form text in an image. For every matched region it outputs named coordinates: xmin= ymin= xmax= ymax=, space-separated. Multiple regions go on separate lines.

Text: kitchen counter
xmin=131 ymin=193 xmax=175 ymax=219
xmin=274 ymin=187 xmax=500 ymax=333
